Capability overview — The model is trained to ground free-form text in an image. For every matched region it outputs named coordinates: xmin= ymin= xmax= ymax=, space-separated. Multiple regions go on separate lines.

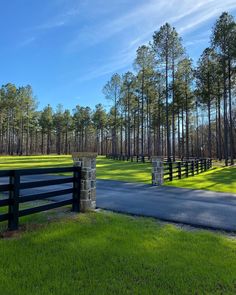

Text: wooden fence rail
xmin=0 ymin=166 xmax=81 ymax=230
xmin=107 ymin=154 xmax=212 ymax=182
xmin=106 ymin=154 xmax=205 ymax=164
xmin=106 ymin=154 xmax=151 ymax=163
xmin=163 ymin=159 xmax=212 ymax=181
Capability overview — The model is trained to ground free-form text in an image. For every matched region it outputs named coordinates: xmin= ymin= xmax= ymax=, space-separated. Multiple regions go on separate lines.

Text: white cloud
xmin=77 ymin=49 xmax=134 ymax=82
xmin=24 ymin=0 xmax=236 ymax=80
xmin=35 ymin=20 xmax=66 ymax=30
xmin=18 ymin=37 xmax=36 ymax=47
xmin=71 ymin=0 xmax=236 ymax=80
xmin=177 ymin=0 xmax=236 ymax=33
xmin=34 ymin=5 xmax=81 ymax=31
xmin=68 ymin=0 xmax=236 ymax=50
xmin=184 ymin=38 xmax=209 ymax=47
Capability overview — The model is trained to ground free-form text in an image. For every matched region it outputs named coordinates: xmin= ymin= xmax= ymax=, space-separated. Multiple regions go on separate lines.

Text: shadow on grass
xmin=206 ymin=167 xmax=236 ymax=185
xmin=167 ymin=166 xmax=236 ymax=194
xmin=0 ymin=212 xmax=236 ymax=294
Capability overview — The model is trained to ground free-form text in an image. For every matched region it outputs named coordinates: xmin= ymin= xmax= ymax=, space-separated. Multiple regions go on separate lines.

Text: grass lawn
xmin=0 ymin=155 xmax=152 ymax=183
xmin=0 ymin=156 xmax=235 ymax=293
xmin=0 ymin=155 xmax=235 ymax=193
xmin=0 ymin=211 xmax=236 ymax=294
xmin=165 ymin=166 xmax=236 ymax=194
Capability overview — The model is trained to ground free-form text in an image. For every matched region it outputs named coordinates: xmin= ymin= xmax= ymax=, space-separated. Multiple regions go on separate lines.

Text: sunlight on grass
xmin=0 ymin=212 xmax=236 ymax=294
xmin=166 ymin=166 xmax=236 ymax=194
xmin=0 ymin=155 xmax=235 ymax=193
xmin=0 ymin=155 xmax=152 ymax=184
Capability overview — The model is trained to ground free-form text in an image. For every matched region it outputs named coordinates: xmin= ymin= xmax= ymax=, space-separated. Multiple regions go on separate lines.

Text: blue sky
xmin=0 ymin=0 xmax=236 ymax=110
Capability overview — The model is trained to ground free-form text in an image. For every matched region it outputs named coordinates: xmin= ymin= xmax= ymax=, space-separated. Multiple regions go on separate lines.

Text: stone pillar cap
xmin=72 ymin=152 xmax=98 ymax=159
xmin=151 ymin=156 xmax=163 ymax=160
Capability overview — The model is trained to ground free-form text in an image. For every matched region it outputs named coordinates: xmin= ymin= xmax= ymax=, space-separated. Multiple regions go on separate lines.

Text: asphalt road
xmin=1 ymin=175 xmax=236 ymax=231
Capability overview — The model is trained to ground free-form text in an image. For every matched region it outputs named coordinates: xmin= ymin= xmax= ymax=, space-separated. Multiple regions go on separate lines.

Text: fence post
xmin=169 ymin=162 xmax=173 ymax=181
xmin=72 ymin=153 xmax=97 ymax=212
xmin=208 ymin=159 xmax=212 ymax=169
xmin=185 ymin=161 xmax=189 ymax=177
xmin=204 ymin=159 xmax=207 ymax=171
xmin=178 ymin=162 xmax=181 ymax=179
xmin=72 ymin=166 xmax=81 ymax=212
xmin=191 ymin=161 xmax=194 ymax=176
xmin=151 ymin=156 xmax=164 ymax=186
xmin=8 ymin=170 xmax=20 ymax=230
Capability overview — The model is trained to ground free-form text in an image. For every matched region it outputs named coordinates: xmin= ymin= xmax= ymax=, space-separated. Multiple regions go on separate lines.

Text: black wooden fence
xmin=0 ymin=167 xmax=81 ymax=230
xmin=106 ymin=154 xmax=151 ymax=163
xmin=106 ymin=154 xmax=212 ymax=182
xmin=164 ymin=159 xmax=212 ymax=181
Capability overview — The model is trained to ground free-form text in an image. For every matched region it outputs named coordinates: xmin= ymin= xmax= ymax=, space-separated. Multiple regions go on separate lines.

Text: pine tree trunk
xmin=223 ymin=56 xmax=228 ymax=166
xmin=228 ymin=58 xmax=234 ymax=165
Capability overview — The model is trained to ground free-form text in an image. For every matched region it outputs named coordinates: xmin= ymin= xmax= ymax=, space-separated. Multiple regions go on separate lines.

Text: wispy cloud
xmin=68 ymin=0 xmax=236 ymax=51
xmin=21 ymin=4 xmax=82 ymax=48
xmin=18 ymin=37 xmax=36 ymax=48
xmin=35 ymin=7 xmax=81 ymax=31
xmin=177 ymin=0 xmax=236 ymax=33
xmin=184 ymin=38 xmax=209 ymax=47
xmin=21 ymin=0 xmax=236 ymax=81
xmin=71 ymin=0 xmax=236 ymax=81
xmin=67 ymin=0 xmax=167 ymax=51
xmin=35 ymin=20 xmax=66 ymax=30
xmin=76 ymin=31 xmax=149 ymax=82
xmin=77 ymin=49 xmax=134 ymax=82
xmin=33 ymin=1 xmax=82 ymax=30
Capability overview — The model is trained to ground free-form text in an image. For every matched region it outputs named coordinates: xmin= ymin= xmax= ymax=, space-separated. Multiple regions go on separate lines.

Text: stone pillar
xmin=151 ymin=156 xmax=164 ymax=186
xmin=72 ymin=152 xmax=97 ymax=212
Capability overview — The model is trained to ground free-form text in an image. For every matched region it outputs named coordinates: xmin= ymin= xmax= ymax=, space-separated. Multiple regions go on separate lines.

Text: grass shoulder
xmin=0 ymin=210 xmax=236 ymax=294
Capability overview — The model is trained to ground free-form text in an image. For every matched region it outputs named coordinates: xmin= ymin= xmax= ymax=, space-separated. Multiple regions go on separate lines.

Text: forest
xmin=0 ymin=12 xmax=235 ymax=165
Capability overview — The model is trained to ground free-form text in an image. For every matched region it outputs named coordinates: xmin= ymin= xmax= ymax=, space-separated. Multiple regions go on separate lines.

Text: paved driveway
xmin=1 ymin=175 xmax=236 ymax=231
xmin=97 ymin=180 xmax=236 ymax=231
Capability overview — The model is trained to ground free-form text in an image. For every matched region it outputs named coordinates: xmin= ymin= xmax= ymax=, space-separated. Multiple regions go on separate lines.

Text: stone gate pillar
xmin=72 ymin=152 xmax=97 ymax=212
xmin=151 ymin=156 xmax=164 ymax=186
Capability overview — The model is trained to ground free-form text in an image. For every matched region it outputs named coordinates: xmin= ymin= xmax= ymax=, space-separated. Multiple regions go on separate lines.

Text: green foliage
xmin=212 ymin=12 xmax=236 ymax=55
xmin=196 ymin=48 xmax=220 ymax=104
xmin=175 ymin=58 xmax=194 ymax=110
xmin=0 ymin=12 xmax=235 ymax=162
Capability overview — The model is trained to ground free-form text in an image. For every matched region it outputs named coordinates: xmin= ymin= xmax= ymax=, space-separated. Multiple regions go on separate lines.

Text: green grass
xmin=0 ymin=155 xmax=73 ymax=169
xmin=166 ymin=166 xmax=236 ymax=194
xmin=0 ymin=155 xmax=152 ymax=183
xmin=1 ymin=211 xmax=236 ymax=294
xmin=96 ymin=157 xmax=151 ymax=183
xmin=0 ymin=157 xmax=235 ymax=293
xmin=0 ymin=155 xmax=235 ymax=193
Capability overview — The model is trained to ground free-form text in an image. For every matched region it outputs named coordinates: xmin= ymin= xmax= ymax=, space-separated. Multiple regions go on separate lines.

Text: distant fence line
xmin=106 ymin=154 xmax=213 ymax=181
xmin=106 ymin=154 xmax=203 ymax=163
xmin=106 ymin=154 xmax=151 ymax=163
xmin=163 ymin=159 xmax=212 ymax=182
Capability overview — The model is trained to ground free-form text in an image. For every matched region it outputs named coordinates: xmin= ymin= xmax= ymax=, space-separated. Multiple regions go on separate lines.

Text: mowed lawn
xmin=0 ymin=156 xmax=236 ymax=293
xmin=1 ymin=211 xmax=236 ymax=295
xmin=0 ymin=155 xmax=152 ymax=183
xmin=0 ymin=155 xmax=235 ymax=193
xmin=165 ymin=166 xmax=236 ymax=194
